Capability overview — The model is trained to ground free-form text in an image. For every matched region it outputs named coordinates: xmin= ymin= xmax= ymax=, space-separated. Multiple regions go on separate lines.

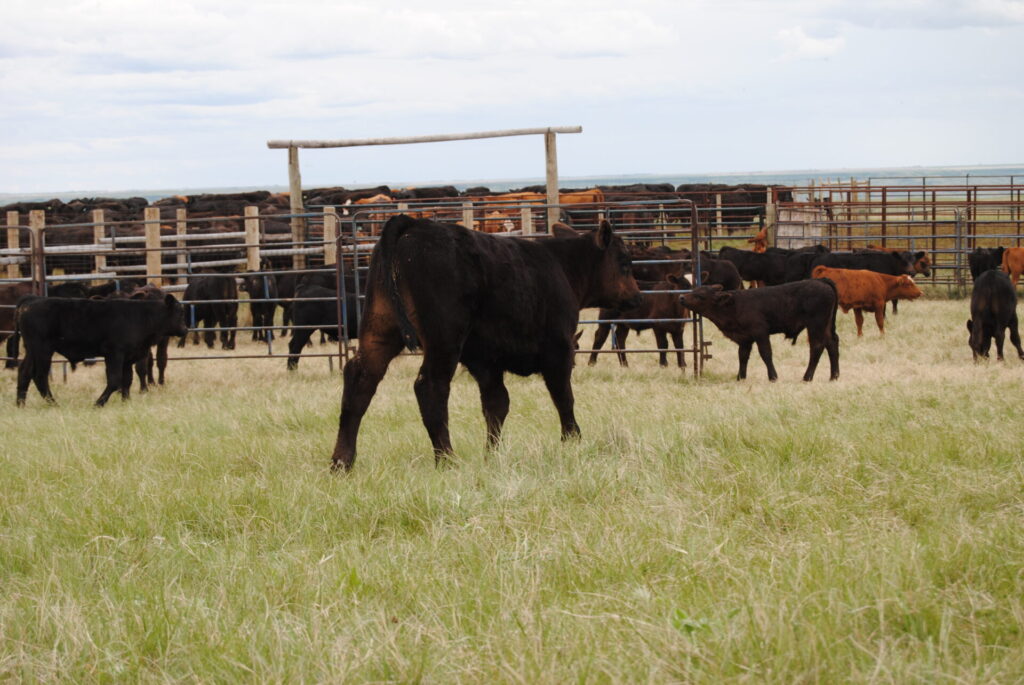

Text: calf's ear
xmin=165 ymin=293 xmax=177 ymax=307
xmin=915 ymin=251 xmax=926 ymax=260
xmin=593 ymin=220 xmax=614 ymax=250
xmin=714 ymin=292 xmax=733 ymax=306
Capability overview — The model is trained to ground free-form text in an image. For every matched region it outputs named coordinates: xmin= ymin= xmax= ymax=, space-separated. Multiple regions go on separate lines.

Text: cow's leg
xmin=826 ymin=327 xmax=841 ymax=380
xmin=614 ymin=327 xmax=630 ymax=367
xmin=654 ymin=328 xmax=670 ymax=367
xmin=224 ymin=306 xmax=238 ymax=350
xmin=331 ymin=333 xmax=404 ymax=472
xmin=874 ymin=307 xmax=886 ymax=335
xmin=16 ymin=349 xmax=44 ymax=406
xmin=286 ymin=328 xmax=313 ymax=370
xmin=891 ymin=299 xmax=899 ymax=316
xmin=854 ymin=309 xmax=865 ymax=337
xmin=96 ymin=353 xmax=124 ymax=406
xmin=670 ymin=328 xmax=686 ymax=368
xmin=156 ymin=339 xmax=168 ymax=384
xmin=202 ymin=322 xmax=215 ymax=349
xmin=736 ymin=341 xmax=753 ymax=380
xmin=135 ymin=356 xmax=149 ymax=393
xmin=755 ymin=337 xmax=778 ymax=382
xmin=994 ymin=327 xmax=1006 ymax=361
xmin=466 ymin=363 xmax=510 ymax=449
xmin=5 ymin=332 xmax=20 ymax=369
xmin=29 ymin=351 xmax=56 ymax=404
xmin=541 ymin=350 xmax=581 ymax=440
xmin=589 ymin=323 xmax=612 ymax=366
xmin=803 ymin=331 xmax=827 ymax=382
xmin=119 ymin=356 xmax=133 ymax=400
xmin=413 ymin=348 xmax=461 ymax=465
xmin=1009 ymin=316 xmax=1024 ymax=360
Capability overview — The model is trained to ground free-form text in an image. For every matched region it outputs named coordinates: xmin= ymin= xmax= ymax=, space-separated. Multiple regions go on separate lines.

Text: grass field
xmin=2 ymin=297 xmax=1023 ymax=682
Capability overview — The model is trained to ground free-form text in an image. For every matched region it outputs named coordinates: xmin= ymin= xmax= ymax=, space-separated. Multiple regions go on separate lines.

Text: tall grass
xmin=2 ymin=299 xmax=1022 ymax=682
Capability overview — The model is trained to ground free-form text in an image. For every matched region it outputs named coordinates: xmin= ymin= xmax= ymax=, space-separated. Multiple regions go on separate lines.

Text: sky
xmin=1 ymin=0 xmax=1023 ymax=194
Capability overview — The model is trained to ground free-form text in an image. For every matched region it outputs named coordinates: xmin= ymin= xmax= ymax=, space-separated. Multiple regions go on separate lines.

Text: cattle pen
xmin=3 ymin=177 xmax=1024 ymax=378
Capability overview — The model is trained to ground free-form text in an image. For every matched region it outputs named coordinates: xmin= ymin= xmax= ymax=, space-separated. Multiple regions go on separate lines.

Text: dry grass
xmin=1 ymin=297 xmax=1023 ymax=682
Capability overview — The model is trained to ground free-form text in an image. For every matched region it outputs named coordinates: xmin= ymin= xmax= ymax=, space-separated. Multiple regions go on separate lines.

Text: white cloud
xmin=776 ymin=25 xmax=846 ymax=60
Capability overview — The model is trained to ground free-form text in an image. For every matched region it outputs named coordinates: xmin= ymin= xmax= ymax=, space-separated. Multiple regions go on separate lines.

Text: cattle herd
xmin=2 ymin=212 xmax=1024 ymax=470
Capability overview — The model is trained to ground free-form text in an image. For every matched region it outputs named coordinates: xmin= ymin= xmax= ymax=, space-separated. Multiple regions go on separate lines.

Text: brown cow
xmin=811 ymin=266 xmax=922 ymax=336
xmin=747 ymin=227 xmax=768 ymax=253
xmin=1001 ymin=247 xmax=1024 ymax=287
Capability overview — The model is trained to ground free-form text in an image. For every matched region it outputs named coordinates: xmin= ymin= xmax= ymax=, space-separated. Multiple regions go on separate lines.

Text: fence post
xmin=544 ymin=130 xmax=560 ymax=232
xmin=176 ymin=208 xmax=187 ymax=284
xmin=322 ymin=206 xmax=337 ymax=265
xmin=764 ymin=188 xmax=777 ymax=239
xmin=29 ymin=210 xmax=45 ymax=294
xmin=92 ymin=209 xmax=107 ymax=279
xmin=244 ymin=206 xmax=261 ymax=271
xmin=462 ymin=201 xmax=474 ymax=229
xmin=521 ymin=207 xmax=533 ymax=235
xmin=144 ymin=207 xmax=162 ymax=287
xmin=288 ymin=146 xmax=307 ymax=270
xmin=714 ymin=193 xmax=723 ymax=236
xmin=5 ymin=210 xmax=19 ymax=279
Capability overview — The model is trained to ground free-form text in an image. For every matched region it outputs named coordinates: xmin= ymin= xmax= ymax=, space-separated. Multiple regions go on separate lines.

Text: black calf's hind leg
xmin=614 ymin=327 xmax=631 ymax=367
xmin=96 ymin=354 xmax=125 ymax=406
xmin=1009 ymin=316 xmax=1024 ymax=359
xmin=994 ymin=327 xmax=1007 ymax=361
xmin=467 ymin=364 xmax=510 ymax=449
xmin=413 ymin=351 xmax=461 ymax=465
xmin=287 ymin=328 xmax=314 ymax=370
xmin=803 ymin=335 xmax=827 ymax=382
xmin=670 ymin=328 xmax=686 ymax=368
xmin=755 ymin=337 xmax=778 ymax=382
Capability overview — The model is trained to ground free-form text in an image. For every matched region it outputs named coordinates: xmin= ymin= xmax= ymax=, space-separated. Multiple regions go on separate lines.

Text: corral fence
xmin=3 ymin=181 xmax=1024 ymax=374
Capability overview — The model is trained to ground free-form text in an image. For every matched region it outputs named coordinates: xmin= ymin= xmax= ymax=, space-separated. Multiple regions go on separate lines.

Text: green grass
xmin=2 ymin=299 xmax=1023 ymax=682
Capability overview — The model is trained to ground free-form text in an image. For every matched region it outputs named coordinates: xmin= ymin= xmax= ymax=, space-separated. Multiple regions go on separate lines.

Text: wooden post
xmin=144 ymin=207 xmax=162 ymax=287
xmin=288 ymin=146 xmax=306 ymax=269
xmin=521 ymin=207 xmax=534 ymax=235
xmin=714 ymin=193 xmax=723 ymax=236
xmin=544 ymin=130 xmax=560 ymax=232
xmin=28 ymin=210 xmax=46 ymax=294
xmin=462 ymin=201 xmax=474 ymax=229
xmin=6 ymin=210 xmax=19 ymax=279
xmin=322 ymin=206 xmax=337 ymax=266
xmin=764 ymin=188 xmax=777 ymax=238
xmin=176 ymin=208 xmax=188 ymax=283
xmin=244 ymin=206 xmax=261 ymax=271
xmin=92 ymin=209 xmax=106 ymax=279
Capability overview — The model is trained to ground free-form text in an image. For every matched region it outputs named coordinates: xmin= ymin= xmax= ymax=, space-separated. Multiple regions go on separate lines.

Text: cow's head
xmin=163 ymin=294 xmax=189 ymax=339
xmin=679 ymin=284 xmax=730 ymax=314
xmin=913 ymin=251 xmax=932 ymax=277
xmin=555 ymin=220 xmax=642 ymax=310
xmin=894 ymin=275 xmax=923 ymax=301
xmin=966 ymin=319 xmax=989 ymax=361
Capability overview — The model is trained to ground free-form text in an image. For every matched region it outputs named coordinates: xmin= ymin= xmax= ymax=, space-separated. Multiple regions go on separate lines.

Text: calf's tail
xmin=374 ymin=214 xmax=421 ymax=351
xmin=819 ymin=277 xmax=840 ymax=342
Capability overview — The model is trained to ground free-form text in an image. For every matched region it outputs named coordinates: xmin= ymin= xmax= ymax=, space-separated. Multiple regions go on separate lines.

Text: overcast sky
xmin=2 ymin=0 xmax=1022 ymax=193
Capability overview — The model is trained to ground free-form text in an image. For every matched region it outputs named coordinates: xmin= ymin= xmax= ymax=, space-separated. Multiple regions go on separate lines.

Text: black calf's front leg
xmin=541 ymin=353 xmax=580 ymax=440
xmin=736 ymin=340 xmax=753 ymax=380
xmin=755 ymin=337 xmax=778 ymax=382
xmin=96 ymin=353 xmax=126 ymax=406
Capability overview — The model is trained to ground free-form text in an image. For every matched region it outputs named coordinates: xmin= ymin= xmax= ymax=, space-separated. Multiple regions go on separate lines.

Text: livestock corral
xmin=2 ymin=179 xmax=1024 ymax=681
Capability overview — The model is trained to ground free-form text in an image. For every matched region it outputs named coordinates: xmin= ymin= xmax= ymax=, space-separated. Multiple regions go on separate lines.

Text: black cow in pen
xmin=286 ymin=284 xmax=359 ymax=370
xmin=681 ymin=280 xmax=840 ymax=382
xmin=239 ymin=272 xmax=278 ymax=342
xmin=329 ymin=215 xmax=642 ymax=471
xmin=15 ymin=294 xmax=188 ymax=406
xmin=178 ymin=274 xmax=238 ymax=350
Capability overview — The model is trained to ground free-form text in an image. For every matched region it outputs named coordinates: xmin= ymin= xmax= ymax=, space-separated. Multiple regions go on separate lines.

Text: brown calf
xmin=811 ymin=266 xmax=922 ymax=336
xmin=1001 ymin=247 xmax=1024 ymax=287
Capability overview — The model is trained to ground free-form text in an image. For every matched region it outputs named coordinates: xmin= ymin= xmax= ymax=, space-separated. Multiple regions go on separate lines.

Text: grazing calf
xmin=969 ymin=247 xmax=1004 ymax=282
xmin=330 ymin=215 xmax=641 ymax=470
xmin=286 ymin=284 xmax=359 ymax=370
xmin=681 ymin=280 xmax=840 ymax=382
xmin=1001 ymin=247 xmax=1024 ymax=287
xmin=125 ymin=285 xmax=175 ymax=391
xmin=718 ymin=246 xmax=789 ymax=288
xmin=178 ymin=274 xmax=238 ymax=350
xmin=589 ymin=276 xmax=691 ymax=368
xmin=16 ymin=295 xmax=187 ymax=406
xmin=967 ymin=269 xmax=1024 ymax=361
xmin=810 ymin=266 xmax=922 ymax=336
xmin=239 ymin=272 xmax=278 ymax=342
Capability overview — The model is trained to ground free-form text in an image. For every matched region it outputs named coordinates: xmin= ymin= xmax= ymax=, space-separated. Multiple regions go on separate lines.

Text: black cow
xmin=967 ymin=269 xmax=1024 ymax=361
xmin=692 ymin=254 xmax=745 ymax=291
xmin=239 ymin=272 xmax=278 ymax=342
xmin=178 ymin=274 xmax=238 ymax=349
xmin=969 ymin=247 xmax=1005 ymax=283
xmin=125 ymin=285 xmax=175 ymax=391
xmin=275 ymin=270 xmax=337 ymax=337
xmin=718 ymin=246 xmax=789 ymax=287
xmin=286 ymin=284 xmax=359 ymax=370
xmin=15 ymin=294 xmax=187 ymax=406
xmin=588 ymin=276 xmax=691 ymax=368
xmin=329 ymin=215 xmax=641 ymax=470
xmin=681 ymin=280 xmax=840 ymax=382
